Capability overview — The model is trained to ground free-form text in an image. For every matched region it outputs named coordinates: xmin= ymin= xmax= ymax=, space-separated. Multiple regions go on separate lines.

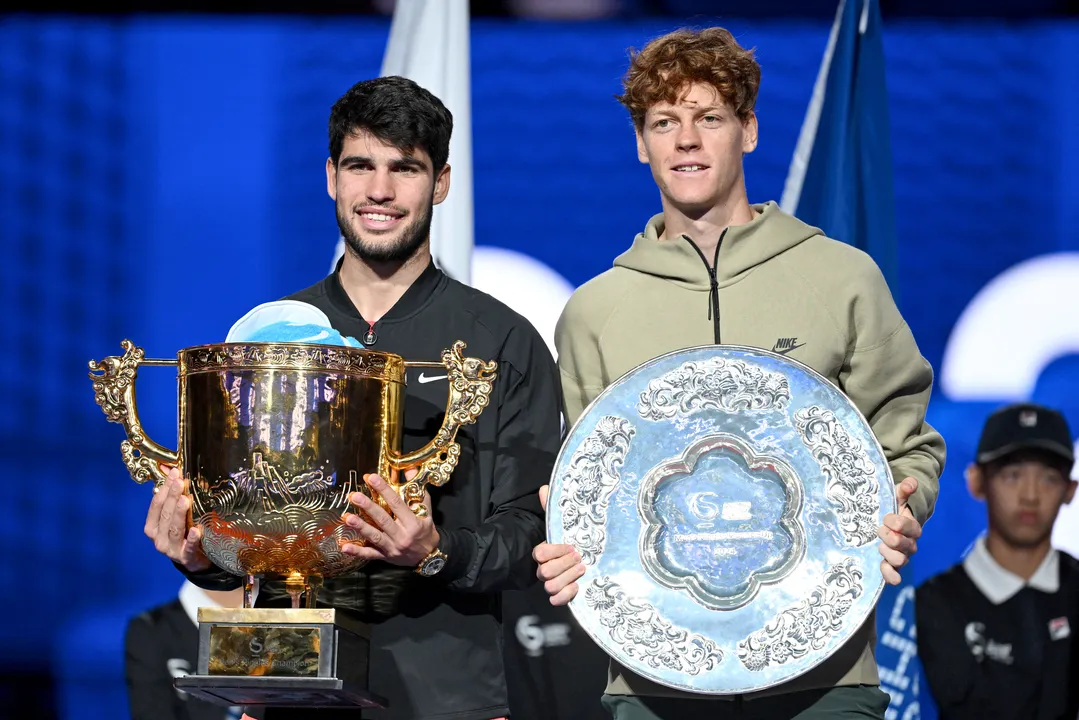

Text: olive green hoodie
xmin=555 ymin=200 xmax=945 ymax=699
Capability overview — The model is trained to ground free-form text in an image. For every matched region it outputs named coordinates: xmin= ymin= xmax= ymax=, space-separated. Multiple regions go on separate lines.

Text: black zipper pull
xmin=707 ymin=267 xmax=720 ymax=344
xmin=362 ymin=321 xmax=377 ymax=346
xmin=707 ymin=267 xmax=718 ymax=321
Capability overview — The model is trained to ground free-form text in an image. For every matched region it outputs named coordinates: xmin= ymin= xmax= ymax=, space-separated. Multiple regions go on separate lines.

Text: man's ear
xmin=636 ymin=129 xmax=649 ymax=165
xmin=1064 ymin=479 xmax=1077 ymax=505
xmin=742 ymin=112 xmax=759 ymax=154
xmin=326 ymin=157 xmax=337 ymax=201
xmin=966 ymin=463 xmax=987 ymax=501
xmin=433 ymin=163 xmax=451 ymax=205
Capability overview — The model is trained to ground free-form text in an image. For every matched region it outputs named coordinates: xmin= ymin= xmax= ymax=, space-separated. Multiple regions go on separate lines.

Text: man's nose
xmin=676 ymin=123 xmax=701 ymax=151
xmin=366 ymin=168 xmax=394 ymax=203
xmin=1018 ymin=475 xmax=1040 ymax=503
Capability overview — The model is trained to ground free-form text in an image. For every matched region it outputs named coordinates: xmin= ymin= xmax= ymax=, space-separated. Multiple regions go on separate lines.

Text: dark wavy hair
xmin=328 ymin=76 xmax=452 ymax=172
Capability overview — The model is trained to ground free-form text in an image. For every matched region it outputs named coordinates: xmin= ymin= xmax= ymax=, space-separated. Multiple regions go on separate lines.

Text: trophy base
xmin=174 ymin=675 xmax=387 ymax=708
xmin=181 ymin=607 xmax=386 ymax=710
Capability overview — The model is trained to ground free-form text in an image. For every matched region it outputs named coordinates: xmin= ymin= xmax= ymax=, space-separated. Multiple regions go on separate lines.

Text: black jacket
xmin=915 ymin=550 xmax=1079 ymax=720
xmin=125 ymin=598 xmax=235 ymax=720
xmin=181 ymin=260 xmax=561 ymax=719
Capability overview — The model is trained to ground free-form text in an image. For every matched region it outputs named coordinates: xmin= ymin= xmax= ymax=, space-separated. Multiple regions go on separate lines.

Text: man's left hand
xmin=341 ymin=469 xmax=439 ymax=567
xmin=878 ymin=477 xmax=922 ymax=586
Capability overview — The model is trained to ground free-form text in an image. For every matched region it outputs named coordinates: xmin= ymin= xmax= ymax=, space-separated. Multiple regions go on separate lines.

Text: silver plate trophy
xmin=546 ymin=345 xmax=896 ymax=694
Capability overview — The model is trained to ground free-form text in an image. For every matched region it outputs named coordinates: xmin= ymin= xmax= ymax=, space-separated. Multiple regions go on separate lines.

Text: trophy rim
xmin=546 ymin=343 xmax=897 ymax=695
xmin=176 ymin=341 xmax=408 ymax=382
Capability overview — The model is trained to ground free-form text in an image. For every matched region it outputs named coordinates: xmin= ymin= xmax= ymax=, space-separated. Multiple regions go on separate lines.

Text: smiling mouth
xmin=672 ymin=164 xmax=709 ymax=173
xmin=359 ymin=210 xmax=402 ymax=220
xmin=356 ymin=208 xmax=405 ymax=230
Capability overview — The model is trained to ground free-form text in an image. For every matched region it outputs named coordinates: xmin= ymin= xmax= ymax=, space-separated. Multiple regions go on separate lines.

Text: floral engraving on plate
xmin=795 ymin=406 xmax=882 ymax=546
xmin=736 ymin=558 xmax=864 ymax=671
xmin=585 ymin=576 xmax=723 ymax=674
xmin=637 ymin=357 xmax=791 ymax=421
xmin=558 ymin=416 xmax=635 ymax=565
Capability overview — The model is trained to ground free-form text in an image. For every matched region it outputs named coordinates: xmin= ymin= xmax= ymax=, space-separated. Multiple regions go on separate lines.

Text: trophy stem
xmin=243 ymin=574 xmax=260 ymax=609
xmin=305 ymin=575 xmax=324 ymax=609
xmin=285 ymin=572 xmax=306 ymax=609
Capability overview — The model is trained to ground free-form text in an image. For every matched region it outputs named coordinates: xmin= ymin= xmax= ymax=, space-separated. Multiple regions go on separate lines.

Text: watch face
xmin=423 ymin=557 xmax=446 ymax=576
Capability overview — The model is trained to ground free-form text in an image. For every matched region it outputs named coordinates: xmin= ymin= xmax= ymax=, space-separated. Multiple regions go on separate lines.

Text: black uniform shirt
xmin=915 ymin=537 xmax=1079 ymax=720
xmin=124 ymin=583 xmax=241 ymax=720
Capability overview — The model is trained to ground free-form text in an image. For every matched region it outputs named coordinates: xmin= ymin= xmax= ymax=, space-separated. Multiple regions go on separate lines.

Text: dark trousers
xmin=601 ymin=685 xmax=891 ymax=719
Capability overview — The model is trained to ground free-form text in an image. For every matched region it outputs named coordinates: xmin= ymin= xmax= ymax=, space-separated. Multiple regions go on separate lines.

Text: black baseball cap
xmin=976 ymin=402 xmax=1075 ymax=465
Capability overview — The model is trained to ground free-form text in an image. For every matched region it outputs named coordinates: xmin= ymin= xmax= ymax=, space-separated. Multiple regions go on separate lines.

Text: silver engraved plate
xmin=546 ymin=345 xmax=896 ymax=694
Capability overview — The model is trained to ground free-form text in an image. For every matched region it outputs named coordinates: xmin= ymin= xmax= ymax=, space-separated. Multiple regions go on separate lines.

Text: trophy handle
xmin=395 ymin=341 xmax=498 ymax=517
xmin=88 ymin=339 xmax=179 ymax=488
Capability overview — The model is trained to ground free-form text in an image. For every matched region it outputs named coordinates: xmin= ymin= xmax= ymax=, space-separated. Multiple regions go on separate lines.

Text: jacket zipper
xmin=682 ymin=229 xmax=726 ymax=344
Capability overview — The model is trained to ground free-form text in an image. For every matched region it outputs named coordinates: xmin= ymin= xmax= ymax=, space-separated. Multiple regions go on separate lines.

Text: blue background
xmin=2 ymin=12 xmax=1078 ymax=718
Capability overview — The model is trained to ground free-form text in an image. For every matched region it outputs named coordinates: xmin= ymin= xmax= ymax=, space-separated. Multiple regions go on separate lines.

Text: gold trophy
xmin=88 ymin=338 xmax=497 ymax=709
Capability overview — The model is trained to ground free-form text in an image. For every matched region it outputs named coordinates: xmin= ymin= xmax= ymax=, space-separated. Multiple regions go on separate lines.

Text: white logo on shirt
xmin=418 ymin=373 xmax=447 ymax=384
xmin=515 ymin=615 xmax=571 ymax=657
xmin=964 ymin=621 xmax=1014 ymax=664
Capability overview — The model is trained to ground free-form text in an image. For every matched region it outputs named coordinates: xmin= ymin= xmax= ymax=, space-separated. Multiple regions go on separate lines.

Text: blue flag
xmin=780 ymin=0 xmax=899 ymax=303
xmin=782 ymin=2 xmax=920 ymax=716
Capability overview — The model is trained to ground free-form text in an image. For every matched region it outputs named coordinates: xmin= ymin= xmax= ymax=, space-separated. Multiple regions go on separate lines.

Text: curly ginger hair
xmin=616 ymin=27 xmax=761 ymax=130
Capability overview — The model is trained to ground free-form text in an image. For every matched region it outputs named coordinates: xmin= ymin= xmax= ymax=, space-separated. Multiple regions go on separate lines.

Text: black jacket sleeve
xmin=124 ymin=611 xmax=181 ymax=720
xmin=174 ymin=561 xmax=244 ymax=591
xmin=915 ymin=579 xmax=1030 ymax=719
xmin=436 ymin=324 xmax=561 ymax=593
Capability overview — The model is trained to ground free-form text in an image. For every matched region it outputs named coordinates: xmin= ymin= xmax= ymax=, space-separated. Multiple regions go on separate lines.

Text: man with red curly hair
xmin=532 ymin=27 xmax=945 ymax=719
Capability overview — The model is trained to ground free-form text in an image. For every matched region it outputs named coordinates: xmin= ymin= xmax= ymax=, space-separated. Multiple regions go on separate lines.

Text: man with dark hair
xmin=327 ymin=76 xmax=453 ymax=268
xmin=916 ymin=403 xmax=1079 ymax=720
xmin=141 ymin=75 xmax=562 ymax=720
xmin=532 ymin=26 xmax=944 ymax=719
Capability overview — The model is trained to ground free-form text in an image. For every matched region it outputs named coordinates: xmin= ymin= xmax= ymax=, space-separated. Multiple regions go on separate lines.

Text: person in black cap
xmin=915 ymin=402 xmax=1079 ymax=720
